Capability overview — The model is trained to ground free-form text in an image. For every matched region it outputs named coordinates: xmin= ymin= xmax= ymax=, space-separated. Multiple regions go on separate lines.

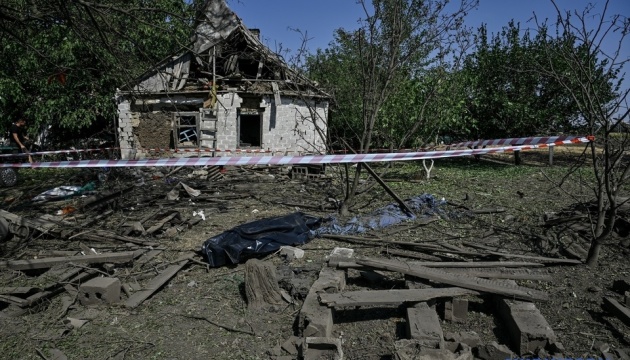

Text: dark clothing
xmin=10 ymin=124 xmax=26 ymax=148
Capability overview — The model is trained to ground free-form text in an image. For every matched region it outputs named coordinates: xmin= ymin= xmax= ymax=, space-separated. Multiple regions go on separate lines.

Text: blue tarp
xmin=315 ymin=194 xmax=446 ymax=235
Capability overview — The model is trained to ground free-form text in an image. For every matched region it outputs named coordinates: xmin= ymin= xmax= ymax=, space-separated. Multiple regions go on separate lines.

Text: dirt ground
xmin=0 ymin=145 xmax=629 ymax=360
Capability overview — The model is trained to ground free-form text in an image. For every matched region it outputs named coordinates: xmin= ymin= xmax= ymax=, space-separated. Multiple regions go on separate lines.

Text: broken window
xmin=173 ymin=112 xmax=199 ymax=148
xmin=238 ymin=109 xmax=262 ymax=148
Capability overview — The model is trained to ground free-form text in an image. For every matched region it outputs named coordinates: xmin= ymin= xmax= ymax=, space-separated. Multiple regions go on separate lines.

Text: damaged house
xmin=115 ymin=0 xmax=329 ymax=159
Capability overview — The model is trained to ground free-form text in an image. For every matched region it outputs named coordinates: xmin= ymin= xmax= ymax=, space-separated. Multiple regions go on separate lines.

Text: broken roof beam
xmin=355 ymin=258 xmax=549 ymax=302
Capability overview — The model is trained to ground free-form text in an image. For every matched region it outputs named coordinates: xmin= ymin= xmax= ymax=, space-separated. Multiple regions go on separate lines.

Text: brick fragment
xmin=78 ymin=277 xmax=121 ymax=306
xmin=444 ymin=298 xmax=468 ymax=323
xmin=406 ymin=302 xmax=443 ymax=348
xmin=497 ymin=298 xmax=557 ymax=355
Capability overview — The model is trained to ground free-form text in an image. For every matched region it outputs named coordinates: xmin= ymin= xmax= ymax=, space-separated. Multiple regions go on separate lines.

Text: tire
xmin=0 ymin=168 xmax=18 ymax=187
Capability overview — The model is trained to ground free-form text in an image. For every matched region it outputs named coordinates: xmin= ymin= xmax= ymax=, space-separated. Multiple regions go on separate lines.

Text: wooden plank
xmin=462 ymin=242 xmax=582 ymax=264
xmin=0 ymin=286 xmax=42 ymax=295
xmin=136 ymin=250 xmax=163 ymax=266
xmin=124 ymin=255 xmax=192 ymax=308
xmin=362 ymin=162 xmax=414 ymax=216
xmin=336 ymin=259 xmax=544 ymax=269
xmin=0 ymin=252 xmax=136 ymax=271
xmin=382 ymin=249 xmax=443 ymax=262
xmin=319 ymin=288 xmax=479 ymax=308
xmin=92 ymin=230 xmax=157 ymax=246
xmin=356 ymin=258 xmax=549 ymax=302
xmin=146 ymin=212 xmax=180 ymax=235
xmin=0 ymin=209 xmax=58 ymax=234
xmin=271 ymin=82 xmax=281 ymax=105
xmin=602 ymin=297 xmax=630 ymax=326
xmin=0 ymin=294 xmax=29 ymax=306
xmin=439 ymin=268 xmax=553 ymax=281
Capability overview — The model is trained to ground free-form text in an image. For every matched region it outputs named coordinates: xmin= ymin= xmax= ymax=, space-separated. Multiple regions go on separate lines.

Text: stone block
xmin=303 ymin=337 xmax=343 ymax=360
xmin=475 ymin=341 xmax=514 ymax=360
xmin=280 ymin=246 xmax=305 ymax=261
xmin=406 ymin=302 xmax=444 ymax=348
xmin=395 ymin=340 xmax=472 ymax=360
xmin=79 ymin=277 xmax=121 ymax=306
xmin=497 ymin=298 xmax=557 ymax=355
xmin=444 ymin=298 xmax=468 ymax=323
xmin=281 ymin=335 xmax=300 ymax=356
xmin=299 ymin=248 xmax=352 ymax=338
xmin=444 ymin=331 xmax=481 ymax=348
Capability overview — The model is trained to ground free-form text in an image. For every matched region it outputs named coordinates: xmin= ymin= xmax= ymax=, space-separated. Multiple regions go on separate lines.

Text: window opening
xmin=174 ymin=112 xmax=199 ymax=148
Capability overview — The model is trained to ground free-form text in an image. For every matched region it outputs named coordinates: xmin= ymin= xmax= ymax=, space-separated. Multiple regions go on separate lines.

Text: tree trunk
xmin=244 ymin=259 xmax=283 ymax=311
xmin=585 ymin=240 xmax=603 ymax=267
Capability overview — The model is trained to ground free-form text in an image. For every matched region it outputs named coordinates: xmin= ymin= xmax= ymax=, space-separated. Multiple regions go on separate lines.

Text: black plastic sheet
xmin=201 ymin=212 xmax=322 ymax=267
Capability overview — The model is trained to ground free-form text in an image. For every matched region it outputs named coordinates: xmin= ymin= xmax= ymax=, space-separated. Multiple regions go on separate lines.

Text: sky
xmin=229 ymin=0 xmax=629 ymax=65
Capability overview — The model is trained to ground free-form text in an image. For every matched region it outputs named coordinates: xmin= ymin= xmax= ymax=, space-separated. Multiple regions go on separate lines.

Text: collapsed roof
xmin=125 ymin=0 xmax=327 ymax=98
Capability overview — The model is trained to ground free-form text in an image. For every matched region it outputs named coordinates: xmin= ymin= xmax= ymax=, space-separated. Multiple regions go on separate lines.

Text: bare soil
xmin=0 ymin=145 xmax=629 ymax=360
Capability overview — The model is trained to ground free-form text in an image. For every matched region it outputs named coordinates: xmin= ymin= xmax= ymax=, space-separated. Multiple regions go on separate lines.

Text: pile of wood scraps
xmin=271 ymin=239 xmax=586 ymax=360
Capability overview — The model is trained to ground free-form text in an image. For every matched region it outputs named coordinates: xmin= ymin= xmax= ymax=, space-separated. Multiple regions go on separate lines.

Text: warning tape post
xmin=0 ymin=137 xmax=591 ymax=169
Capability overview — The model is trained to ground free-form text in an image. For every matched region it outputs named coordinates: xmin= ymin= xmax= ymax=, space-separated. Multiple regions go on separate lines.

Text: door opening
xmin=238 ymin=112 xmax=262 ymax=147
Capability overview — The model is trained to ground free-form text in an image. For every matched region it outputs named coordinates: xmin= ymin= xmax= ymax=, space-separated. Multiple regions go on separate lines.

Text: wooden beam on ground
xmin=92 ymin=230 xmax=158 ymax=246
xmin=0 ymin=209 xmax=58 ymax=234
xmin=0 ymin=252 xmax=136 ymax=271
xmin=362 ymin=162 xmax=413 ymax=216
xmin=146 ymin=212 xmax=180 ymax=235
xmin=336 ymin=259 xmax=544 ymax=269
xmin=462 ymin=242 xmax=582 ymax=264
xmin=439 ymin=268 xmax=553 ymax=281
xmin=356 ymin=258 xmax=549 ymax=301
xmin=319 ymin=288 xmax=479 ymax=308
xmin=79 ymin=186 xmax=135 ymax=210
xmin=124 ymin=254 xmax=193 ymax=308
xmin=602 ymin=297 xmax=630 ymax=327
xmin=382 ymin=249 xmax=443 ymax=262
xmin=0 ymin=287 xmax=42 ymax=295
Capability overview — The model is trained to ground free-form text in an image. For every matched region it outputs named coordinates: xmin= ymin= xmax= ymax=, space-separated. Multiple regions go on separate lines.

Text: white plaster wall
xmin=118 ymin=92 xmax=329 ymax=159
xmin=214 ymin=93 xmax=328 ymax=156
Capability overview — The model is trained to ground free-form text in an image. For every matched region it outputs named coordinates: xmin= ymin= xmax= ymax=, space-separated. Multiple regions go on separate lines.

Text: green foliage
xmin=0 ymin=0 xmax=199 ymax=137
xmin=308 ymin=0 xmax=476 ymax=151
xmin=460 ymin=21 xmax=615 ymax=139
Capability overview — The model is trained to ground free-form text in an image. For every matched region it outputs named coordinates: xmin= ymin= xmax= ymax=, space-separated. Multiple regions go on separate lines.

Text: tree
xmin=461 ymin=21 xmax=615 ymax=140
xmin=533 ymin=0 xmax=629 ymax=266
xmin=307 ymin=0 xmax=477 ymax=215
xmin=0 ymin=0 xmax=199 ymax=138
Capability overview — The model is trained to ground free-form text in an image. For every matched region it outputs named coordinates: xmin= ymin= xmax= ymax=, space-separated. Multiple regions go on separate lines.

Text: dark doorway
xmin=239 ymin=113 xmax=262 ymax=147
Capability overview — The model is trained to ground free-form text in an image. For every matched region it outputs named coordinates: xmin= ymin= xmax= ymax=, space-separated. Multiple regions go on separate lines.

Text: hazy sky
xmin=229 ymin=0 xmax=629 ymax=62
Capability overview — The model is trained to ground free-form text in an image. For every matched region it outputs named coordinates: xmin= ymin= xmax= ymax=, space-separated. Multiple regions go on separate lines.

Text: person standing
xmin=10 ymin=117 xmax=32 ymax=163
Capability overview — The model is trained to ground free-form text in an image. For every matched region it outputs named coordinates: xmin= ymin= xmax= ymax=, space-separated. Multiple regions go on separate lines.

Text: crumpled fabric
xmin=315 ymin=194 xmax=446 ymax=235
xmin=32 ymin=182 xmax=96 ymax=202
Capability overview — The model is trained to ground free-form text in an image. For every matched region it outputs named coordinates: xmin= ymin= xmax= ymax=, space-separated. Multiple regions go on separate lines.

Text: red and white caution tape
xmin=450 ymin=135 xmax=593 ymax=149
xmin=0 ymin=147 xmax=118 ymax=158
xmin=0 ymin=137 xmax=591 ymax=169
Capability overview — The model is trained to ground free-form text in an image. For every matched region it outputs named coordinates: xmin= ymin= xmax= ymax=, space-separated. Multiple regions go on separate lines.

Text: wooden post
xmin=548 ymin=146 xmax=554 ymax=166
xmin=514 ymin=143 xmax=523 ymax=165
